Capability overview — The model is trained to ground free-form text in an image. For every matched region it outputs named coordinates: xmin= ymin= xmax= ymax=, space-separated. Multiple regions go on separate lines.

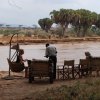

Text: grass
xmin=22 ymin=77 xmax=100 ymax=100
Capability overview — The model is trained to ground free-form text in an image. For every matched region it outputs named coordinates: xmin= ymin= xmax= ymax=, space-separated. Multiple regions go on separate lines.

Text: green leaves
xmin=38 ymin=18 xmax=53 ymax=32
xmin=39 ymin=8 xmax=100 ymax=37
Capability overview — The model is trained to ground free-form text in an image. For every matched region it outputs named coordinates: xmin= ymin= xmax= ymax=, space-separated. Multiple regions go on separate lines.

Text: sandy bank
xmin=0 ymin=36 xmax=100 ymax=45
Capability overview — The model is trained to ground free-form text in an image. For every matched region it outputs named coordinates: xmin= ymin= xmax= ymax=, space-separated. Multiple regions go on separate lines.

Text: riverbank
xmin=0 ymin=71 xmax=100 ymax=100
xmin=1 ymin=36 xmax=100 ymax=45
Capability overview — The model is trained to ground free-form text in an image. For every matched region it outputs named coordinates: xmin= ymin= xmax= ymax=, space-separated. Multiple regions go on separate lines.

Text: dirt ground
xmin=0 ymin=71 xmax=99 ymax=100
xmin=0 ymin=71 xmax=75 ymax=100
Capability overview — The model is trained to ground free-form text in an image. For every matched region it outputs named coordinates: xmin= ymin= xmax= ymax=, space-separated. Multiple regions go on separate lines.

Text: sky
xmin=0 ymin=0 xmax=100 ymax=27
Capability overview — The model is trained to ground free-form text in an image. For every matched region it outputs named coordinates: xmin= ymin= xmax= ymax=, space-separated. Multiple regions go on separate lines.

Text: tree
xmin=50 ymin=9 xmax=75 ymax=36
xmin=38 ymin=18 xmax=53 ymax=32
xmin=50 ymin=9 xmax=100 ymax=37
xmin=95 ymin=14 xmax=100 ymax=28
xmin=72 ymin=9 xmax=93 ymax=37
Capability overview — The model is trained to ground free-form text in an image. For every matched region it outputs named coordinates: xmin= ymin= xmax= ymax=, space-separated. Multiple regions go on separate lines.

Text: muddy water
xmin=0 ymin=41 xmax=100 ymax=71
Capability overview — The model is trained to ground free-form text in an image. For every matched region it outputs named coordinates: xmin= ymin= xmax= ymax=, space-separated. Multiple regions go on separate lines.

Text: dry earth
xmin=1 ymin=36 xmax=100 ymax=45
xmin=0 ymin=71 xmax=99 ymax=100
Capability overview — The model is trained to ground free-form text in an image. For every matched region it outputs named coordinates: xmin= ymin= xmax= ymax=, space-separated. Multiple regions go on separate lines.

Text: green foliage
xmin=49 ymin=8 xmax=100 ymax=37
xmin=38 ymin=18 xmax=53 ymax=32
xmin=0 ymin=29 xmax=19 ymax=36
xmin=50 ymin=9 xmax=75 ymax=36
xmin=24 ymin=32 xmax=32 ymax=37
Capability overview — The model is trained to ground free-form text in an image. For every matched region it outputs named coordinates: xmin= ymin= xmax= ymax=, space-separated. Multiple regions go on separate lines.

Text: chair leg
xmin=57 ymin=69 xmax=59 ymax=79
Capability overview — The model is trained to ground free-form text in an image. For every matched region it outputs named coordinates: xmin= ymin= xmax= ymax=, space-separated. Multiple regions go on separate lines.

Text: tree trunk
xmin=77 ymin=25 xmax=81 ymax=37
xmin=61 ymin=26 xmax=65 ymax=37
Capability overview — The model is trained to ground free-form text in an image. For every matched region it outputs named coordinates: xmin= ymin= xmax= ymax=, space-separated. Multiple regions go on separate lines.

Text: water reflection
xmin=0 ymin=42 xmax=100 ymax=71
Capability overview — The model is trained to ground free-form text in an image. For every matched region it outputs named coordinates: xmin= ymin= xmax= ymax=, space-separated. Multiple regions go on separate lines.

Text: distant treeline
xmin=38 ymin=9 xmax=100 ymax=37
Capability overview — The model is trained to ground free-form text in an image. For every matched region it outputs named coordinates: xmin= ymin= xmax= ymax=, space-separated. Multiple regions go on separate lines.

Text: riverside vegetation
xmin=0 ymin=25 xmax=100 ymax=45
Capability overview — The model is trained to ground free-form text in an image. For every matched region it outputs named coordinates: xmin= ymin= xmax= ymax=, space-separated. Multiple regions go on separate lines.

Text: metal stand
xmin=2 ymin=75 xmax=14 ymax=80
xmin=3 ymin=33 xmax=19 ymax=80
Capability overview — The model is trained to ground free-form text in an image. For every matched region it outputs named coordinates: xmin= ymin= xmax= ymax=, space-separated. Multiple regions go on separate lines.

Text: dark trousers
xmin=49 ymin=56 xmax=57 ymax=79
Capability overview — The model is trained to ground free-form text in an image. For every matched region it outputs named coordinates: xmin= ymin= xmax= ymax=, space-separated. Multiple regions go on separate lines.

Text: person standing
xmin=45 ymin=43 xmax=57 ymax=79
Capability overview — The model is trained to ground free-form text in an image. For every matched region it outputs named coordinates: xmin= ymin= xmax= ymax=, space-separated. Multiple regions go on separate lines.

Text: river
xmin=0 ymin=41 xmax=100 ymax=71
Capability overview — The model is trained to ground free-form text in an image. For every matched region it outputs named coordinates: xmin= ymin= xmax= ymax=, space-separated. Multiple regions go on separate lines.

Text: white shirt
xmin=45 ymin=45 xmax=57 ymax=57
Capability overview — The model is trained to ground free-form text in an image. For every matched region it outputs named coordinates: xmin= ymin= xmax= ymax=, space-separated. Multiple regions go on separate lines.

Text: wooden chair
xmin=85 ymin=52 xmax=100 ymax=76
xmin=90 ymin=58 xmax=100 ymax=76
xmin=57 ymin=60 xmax=76 ymax=80
xmin=79 ymin=59 xmax=90 ymax=78
xmin=27 ymin=60 xmax=54 ymax=84
xmin=57 ymin=65 xmax=64 ymax=80
xmin=73 ymin=64 xmax=80 ymax=79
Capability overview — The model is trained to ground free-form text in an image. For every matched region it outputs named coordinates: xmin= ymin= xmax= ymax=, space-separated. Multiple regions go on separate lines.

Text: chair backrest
xmin=90 ymin=58 xmax=100 ymax=65
xmin=64 ymin=60 xmax=74 ymax=67
xmin=90 ymin=58 xmax=100 ymax=70
xmin=79 ymin=59 xmax=89 ymax=69
xmin=28 ymin=60 xmax=51 ymax=76
xmin=30 ymin=60 xmax=49 ymax=71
